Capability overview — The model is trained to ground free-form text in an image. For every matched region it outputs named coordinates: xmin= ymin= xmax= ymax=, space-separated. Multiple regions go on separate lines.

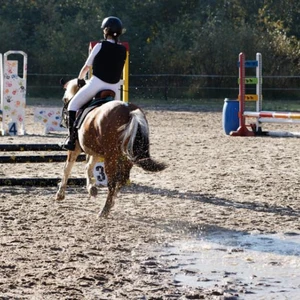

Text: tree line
xmin=0 ymin=0 xmax=299 ymax=99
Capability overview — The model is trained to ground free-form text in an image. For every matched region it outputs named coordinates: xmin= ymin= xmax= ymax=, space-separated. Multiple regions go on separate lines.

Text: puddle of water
xmin=160 ymin=232 xmax=300 ymax=299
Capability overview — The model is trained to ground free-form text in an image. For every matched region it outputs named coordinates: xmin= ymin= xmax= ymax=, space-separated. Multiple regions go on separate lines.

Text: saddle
xmin=74 ymin=90 xmax=115 ymax=129
xmin=60 ymin=89 xmax=115 ymax=129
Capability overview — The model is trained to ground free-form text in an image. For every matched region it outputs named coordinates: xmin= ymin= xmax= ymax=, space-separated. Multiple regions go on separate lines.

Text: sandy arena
xmin=0 ymin=105 xmax=299 ymax=299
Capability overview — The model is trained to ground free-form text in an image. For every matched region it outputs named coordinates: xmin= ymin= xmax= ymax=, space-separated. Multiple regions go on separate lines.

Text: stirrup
xmin=63 ymin=142 xmax=76 ymax=151
xmin=60 ymin=137 xmax=76 ymax=151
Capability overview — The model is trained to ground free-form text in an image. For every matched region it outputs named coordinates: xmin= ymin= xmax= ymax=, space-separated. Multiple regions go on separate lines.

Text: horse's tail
xmin=119 ymin=109 xmax=166 ymax=172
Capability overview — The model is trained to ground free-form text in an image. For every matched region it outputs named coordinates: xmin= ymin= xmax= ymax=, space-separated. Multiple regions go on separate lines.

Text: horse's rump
xmin=78 ymin=100 xmax=128 ymax=155
xmin=78 ymin=100 xmax=165 ymax=172
xmin=117 ymin=106 xmax=166 ymax=172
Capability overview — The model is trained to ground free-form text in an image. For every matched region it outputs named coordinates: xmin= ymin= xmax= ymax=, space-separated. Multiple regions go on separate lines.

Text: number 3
xmin=93 ymin=162 xmax=107 ymax=186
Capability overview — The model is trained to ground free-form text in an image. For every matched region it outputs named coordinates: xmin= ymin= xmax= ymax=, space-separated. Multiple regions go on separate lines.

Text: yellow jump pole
xmin=122 ymin=42 xmax=129 ymax=104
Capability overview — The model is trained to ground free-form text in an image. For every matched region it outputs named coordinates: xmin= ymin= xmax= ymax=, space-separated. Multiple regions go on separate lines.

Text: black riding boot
xmin=63 ymin=111 xmax=77 ymax=151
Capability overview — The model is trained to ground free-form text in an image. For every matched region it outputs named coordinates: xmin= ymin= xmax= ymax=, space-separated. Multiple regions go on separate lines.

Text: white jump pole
xmin=256 ymin=52 xmax=262 ymax=131
xmin=244 ymin=111 xmax=300 ymax=123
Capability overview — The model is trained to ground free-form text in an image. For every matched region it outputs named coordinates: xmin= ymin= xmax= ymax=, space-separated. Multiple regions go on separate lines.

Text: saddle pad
xmin=75 ymin=99 xmax=112 ymax=129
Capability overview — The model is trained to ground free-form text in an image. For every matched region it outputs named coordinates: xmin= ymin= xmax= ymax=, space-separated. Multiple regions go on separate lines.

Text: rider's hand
xmin=77 ymin=78 xmax=86 ymax=88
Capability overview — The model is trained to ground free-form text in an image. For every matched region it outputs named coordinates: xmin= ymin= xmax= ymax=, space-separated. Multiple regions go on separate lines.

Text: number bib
xmin=93 ymin=161 xmax=107 ymax=186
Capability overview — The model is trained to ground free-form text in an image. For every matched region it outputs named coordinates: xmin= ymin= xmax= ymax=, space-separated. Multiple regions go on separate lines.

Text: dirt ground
xmin=0 ymin=104 xmax=300 ymax=299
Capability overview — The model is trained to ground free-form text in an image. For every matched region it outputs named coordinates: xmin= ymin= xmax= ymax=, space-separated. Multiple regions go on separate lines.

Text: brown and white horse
xmin=55 ymin=79 xmax=166 ymax=217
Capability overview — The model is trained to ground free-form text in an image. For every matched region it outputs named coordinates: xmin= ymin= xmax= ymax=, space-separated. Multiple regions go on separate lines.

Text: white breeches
xmin=67 ymin=76 xmax=120 ymax=111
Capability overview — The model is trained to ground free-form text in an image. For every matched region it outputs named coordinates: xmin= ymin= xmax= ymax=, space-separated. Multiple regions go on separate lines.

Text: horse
xmin=55 ymin=78 xmax=166 ymax=217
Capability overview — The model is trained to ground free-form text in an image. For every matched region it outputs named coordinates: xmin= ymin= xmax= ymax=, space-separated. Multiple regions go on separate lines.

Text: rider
xmin=63 ymin=16 xmax=127 ymax=150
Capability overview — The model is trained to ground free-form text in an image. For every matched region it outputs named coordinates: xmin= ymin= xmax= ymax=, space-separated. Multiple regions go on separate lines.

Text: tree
xmin=0 ymin=0 xmax=299 ymax=98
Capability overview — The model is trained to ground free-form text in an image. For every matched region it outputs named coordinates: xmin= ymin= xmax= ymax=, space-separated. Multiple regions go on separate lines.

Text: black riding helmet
xmin=101 ymin=16 xmax=123 ymax=38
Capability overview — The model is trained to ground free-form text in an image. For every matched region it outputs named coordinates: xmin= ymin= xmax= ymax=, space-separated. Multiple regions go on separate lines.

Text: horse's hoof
xmin=98 ymin=209 xmax=109 ymax=218
xmin=55 ymin=192 xmax=65 ymax=201
xmin=88 ymin=185 xmax=98 ymax=197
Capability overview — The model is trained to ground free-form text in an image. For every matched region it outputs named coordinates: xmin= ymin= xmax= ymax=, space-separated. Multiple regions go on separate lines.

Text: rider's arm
xmin=85 ymin=43 xmax=102 ymax=68
xmin=78 ymin=65 xmax=90 ymax=79
xmin=78 ymin=43 xmax=102 ymax=80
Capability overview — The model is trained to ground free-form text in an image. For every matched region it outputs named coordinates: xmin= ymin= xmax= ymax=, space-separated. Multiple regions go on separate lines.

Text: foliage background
xmin=0 ymin=0 xmax=300 ymax=100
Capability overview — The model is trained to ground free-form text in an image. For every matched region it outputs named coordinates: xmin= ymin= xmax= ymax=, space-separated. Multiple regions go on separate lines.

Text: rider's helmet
xmin=101 ymin=16 xmax=123 ymax=38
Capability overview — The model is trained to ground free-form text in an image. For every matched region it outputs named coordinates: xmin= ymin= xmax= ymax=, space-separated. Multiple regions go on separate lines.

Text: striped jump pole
xmin=0 ymin=143 xmax=86 ymax=186
xmin=0 ymin=144 xmax=67 ymax=151
xmin=0 ymin=178 xmax=86 ymax=187
xmin=244 ymin=111 xmax=300 ymax=123
xmin=0 ymin=154 xmax=86 ymax=163
xmin=0 ymin=143 xmax=86 ymax=163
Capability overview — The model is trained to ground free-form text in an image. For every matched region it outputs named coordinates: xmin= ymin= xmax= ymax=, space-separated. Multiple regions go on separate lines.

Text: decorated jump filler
xmin=0 ymin=51 xmax=27 ymax=135
xmin=34 ymin=107 xmax=64 ymax=134
xmin=0 ymin=51 xmax=63 ymax=135
xmin=223 ymin=52 xmax=300 ymax=137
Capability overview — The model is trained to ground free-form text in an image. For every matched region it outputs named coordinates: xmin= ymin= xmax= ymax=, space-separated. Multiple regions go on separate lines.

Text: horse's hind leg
xmin=98 ymin=159 xmax=118 ymax=217
xmin=99 ymin=184 xmax=117 ymax=218
xmin=86 ymin=155 xmax=98 ymax=198
xmin=55 ymin=149 xmax=81 ymax=200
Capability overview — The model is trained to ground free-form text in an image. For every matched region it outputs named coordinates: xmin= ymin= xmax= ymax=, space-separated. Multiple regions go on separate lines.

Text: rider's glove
xmin=77 ymin=78 xmax=86 ymax=88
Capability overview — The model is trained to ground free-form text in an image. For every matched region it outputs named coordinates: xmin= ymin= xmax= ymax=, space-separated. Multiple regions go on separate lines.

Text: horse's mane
xmin=63 ymin=78 xmax=80 ymax=102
